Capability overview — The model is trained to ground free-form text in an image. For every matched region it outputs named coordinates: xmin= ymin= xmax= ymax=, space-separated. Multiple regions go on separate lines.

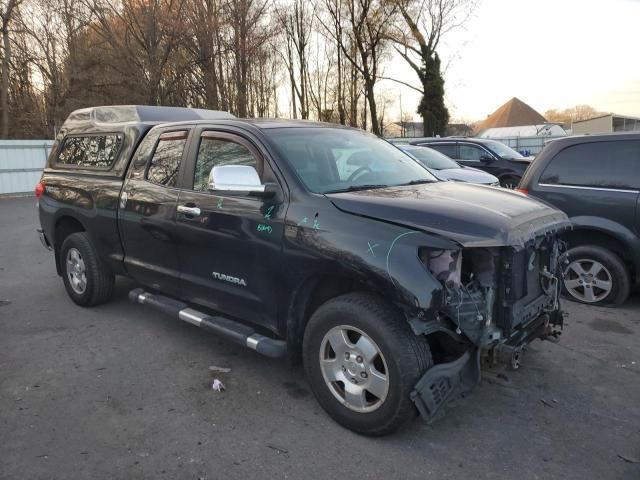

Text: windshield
xmin=483 ymin=140 xmax=524 ymax=160
xmin=400 ymin=146 xmax=461 ymax=170
xmin=264 ymin=128 xmax=437 ymax=193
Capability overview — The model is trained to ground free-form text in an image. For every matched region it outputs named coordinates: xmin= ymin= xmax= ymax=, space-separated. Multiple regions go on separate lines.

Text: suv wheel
xmin=563 ymin=245 xmax=630 ymax=306
xmin=60 ymin=232 xmax=115 ymax=306
xmin=500 ymin=176 xmax=520 ymax=189
xmin=303 ymin=292 xmax=432 ymax=436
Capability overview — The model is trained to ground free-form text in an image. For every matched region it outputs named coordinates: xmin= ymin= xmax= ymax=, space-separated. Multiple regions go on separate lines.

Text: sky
xmin=380 ymin=0 xmax=640 ymax=123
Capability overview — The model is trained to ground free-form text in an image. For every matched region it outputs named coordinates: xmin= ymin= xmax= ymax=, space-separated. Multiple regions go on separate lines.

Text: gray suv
xmin=518 ymin=133 xmax=640 ymax=305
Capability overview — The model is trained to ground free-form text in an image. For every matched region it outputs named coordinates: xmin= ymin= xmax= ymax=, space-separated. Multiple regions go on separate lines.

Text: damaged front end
xmin=410 ymin=232 xmax=567 ymax=422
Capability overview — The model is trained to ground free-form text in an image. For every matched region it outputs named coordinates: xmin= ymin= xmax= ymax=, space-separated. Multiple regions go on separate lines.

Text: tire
xmin=303 ymin=292 xmax=432 ymax=436
xmin=563 ymin=245 xmax=630 ymax=306
xmin=60 ymin=232 xmax=115 ymax=306
xmin=500 ymin=175 xmax=521 ymax=189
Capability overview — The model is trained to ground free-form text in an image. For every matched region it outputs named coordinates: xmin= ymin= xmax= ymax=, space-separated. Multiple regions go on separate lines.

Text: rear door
xmin=174 ymin=128 xmax=287 ymax=330
xmin=118 ymin=127 xmax=192 ymax=296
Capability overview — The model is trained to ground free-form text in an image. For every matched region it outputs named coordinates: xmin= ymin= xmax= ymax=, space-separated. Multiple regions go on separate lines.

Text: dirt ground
xmin=1 ymin=195 xmax=639 ymax=479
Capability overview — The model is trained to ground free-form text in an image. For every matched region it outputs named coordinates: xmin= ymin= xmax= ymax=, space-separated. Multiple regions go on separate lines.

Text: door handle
xmin=177 ymin=205 xmax=201 ymax=217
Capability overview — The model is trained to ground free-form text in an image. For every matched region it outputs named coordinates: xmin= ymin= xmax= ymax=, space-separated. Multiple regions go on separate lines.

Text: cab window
xmin=458 ymin=144 xmax=487 ymax=162
xmin=193 ymin=135 xmax=262 ymax=192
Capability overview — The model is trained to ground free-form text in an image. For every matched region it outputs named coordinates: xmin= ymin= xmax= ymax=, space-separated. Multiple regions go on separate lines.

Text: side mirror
xmin=480 ymin=154 xmax=494 ymax=162
xmin=208 ymin=165 xmax=266 ymax=194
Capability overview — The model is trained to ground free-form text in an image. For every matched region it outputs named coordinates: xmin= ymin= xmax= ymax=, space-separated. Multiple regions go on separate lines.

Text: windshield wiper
xmin=394 ymin=179 xmax=435 ymax=186
xmin=325 ymin=184 xmax=388 ymax=193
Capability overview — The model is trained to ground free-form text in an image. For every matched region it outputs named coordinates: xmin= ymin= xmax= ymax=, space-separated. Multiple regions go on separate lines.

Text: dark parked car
xmin=397 ymin=145 xmax=499 ymax=186
xmin=518 ymin=133 xmax=640 ymax=305
xmin=409 ymin=138 xmax=532 ymax=188
xmin=37 ymin=106 xmax=569 ymax=435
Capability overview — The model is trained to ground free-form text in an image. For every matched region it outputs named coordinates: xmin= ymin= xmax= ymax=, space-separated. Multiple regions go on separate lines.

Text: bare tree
xmin=184 ymin=0 xmax=223 ymax=109
xmin=545 ymin=105 xmax=605 ymax=124
xmin=389 ymin=0 xmax=475 ymax=136
xmin=276 ymin=0 xmax=313 ymax=119
xmin=0 ymin=0 xmax=24 ymax=137
xmin=321 ymin=0 xmax=393 ymax=135
xmin=223 ymin=0 xmax=270 ymax=117
xmin=88 ymin=0 xmax=187 ymax=105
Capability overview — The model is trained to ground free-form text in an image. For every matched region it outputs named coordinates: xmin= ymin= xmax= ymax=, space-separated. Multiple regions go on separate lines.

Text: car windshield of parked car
xmin=265 ymin=128 xmax=437 ymax=193
xmin=483 ymin=140 xmax=525 ymax=160
xmin=400 ymin=146 xmax=461 ymax=170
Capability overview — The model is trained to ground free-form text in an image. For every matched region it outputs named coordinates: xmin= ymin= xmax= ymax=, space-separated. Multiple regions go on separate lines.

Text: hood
xmin=507 ymin=157 xmax=532 ymax=164
xmin=437 ymin=167 xmax=498 ymax=185
xmin=326 ymin=182 xmax=570 ymax=247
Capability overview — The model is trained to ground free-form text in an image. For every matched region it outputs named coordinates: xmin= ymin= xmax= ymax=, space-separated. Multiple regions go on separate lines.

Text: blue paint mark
xmin=297 ymin=217 xmax=308 ymax=226
xmin=386 ymin=231 xmax=419 ymax=285
xmin=312 ymin=219 xmax=320 ymax=230
xmin=367 ymin=242 xmax=379 ymax=256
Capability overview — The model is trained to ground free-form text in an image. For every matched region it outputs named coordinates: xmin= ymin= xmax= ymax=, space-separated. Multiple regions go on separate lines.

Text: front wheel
xmin=303 ymin=293 xmax=432 ymax=435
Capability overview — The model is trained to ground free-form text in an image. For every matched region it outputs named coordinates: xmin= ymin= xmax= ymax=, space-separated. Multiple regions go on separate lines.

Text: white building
xmin=572 ymin=114 xmax=640 ymax=134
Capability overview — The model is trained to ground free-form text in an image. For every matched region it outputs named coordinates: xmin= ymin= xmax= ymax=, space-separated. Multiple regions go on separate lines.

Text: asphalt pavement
xmin=1 ymin=195 xmax=639 ymax=479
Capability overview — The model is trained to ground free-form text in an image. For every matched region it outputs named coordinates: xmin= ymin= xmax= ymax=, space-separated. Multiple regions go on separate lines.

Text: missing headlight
xmin=422 ymin=249 xmax=462 ymax=287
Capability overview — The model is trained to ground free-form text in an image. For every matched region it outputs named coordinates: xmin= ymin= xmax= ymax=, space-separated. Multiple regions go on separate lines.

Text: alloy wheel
xmin=66 ymin=247 xmax=87 ymax=295
xmin=319 ymin=325 xmax=389 ymax=413
xmin=564 ymin=258 xmax=613 ymax=303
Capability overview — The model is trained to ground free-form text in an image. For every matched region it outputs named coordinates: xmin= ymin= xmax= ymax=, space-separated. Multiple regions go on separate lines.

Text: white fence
xmin=0 ymin=140 xmax=54 ymax=195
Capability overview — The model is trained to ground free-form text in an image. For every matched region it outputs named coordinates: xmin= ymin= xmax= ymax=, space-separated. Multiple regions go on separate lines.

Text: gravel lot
xmin=1 ymin=195 xmax=639 ymax=480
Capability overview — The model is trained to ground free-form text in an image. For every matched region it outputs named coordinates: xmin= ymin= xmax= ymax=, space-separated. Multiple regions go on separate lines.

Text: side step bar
xmin=128 ymin=288 xmax=287 ymax=358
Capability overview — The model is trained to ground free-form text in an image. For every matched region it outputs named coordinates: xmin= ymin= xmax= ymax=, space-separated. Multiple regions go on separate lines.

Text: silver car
xmin=399 ymin=145 xmax=499 ymax=186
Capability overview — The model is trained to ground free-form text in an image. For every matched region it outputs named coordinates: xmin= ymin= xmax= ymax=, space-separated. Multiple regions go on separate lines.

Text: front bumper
xmin=411 ymin=309 xmax=563 ymax=422
xmin=37 ymin=229 xmax=52 ymax=250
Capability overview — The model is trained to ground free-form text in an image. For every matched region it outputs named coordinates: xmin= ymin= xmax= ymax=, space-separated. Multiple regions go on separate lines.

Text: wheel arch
xmin=286 ymin=273 xmax=390 ymax=363
xmin=562 ymin=220 xmax=638 ymax=284
xmin=53 ymin=215 xmax=86 ymax=276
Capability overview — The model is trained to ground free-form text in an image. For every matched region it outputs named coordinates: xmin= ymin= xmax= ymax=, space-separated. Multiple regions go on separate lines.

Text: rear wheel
xmin=500 ymin=175 xmax=521 ymax=189
xmin=60 ymin=232 xmax=115 ymax=306
xmin=563 ymin=245 xmax=629 ymax=306
xmin=303 ymin=292 xmax=432 ymax=435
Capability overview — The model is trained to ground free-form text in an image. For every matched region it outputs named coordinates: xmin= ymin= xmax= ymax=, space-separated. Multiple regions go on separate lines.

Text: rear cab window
xmin=146 ymin=131 xmax=189 ymax=187
xmin=540 ymin=140 xmax=640 ymax=189
xmin=55 ymin=134 xmax=123 ymax=169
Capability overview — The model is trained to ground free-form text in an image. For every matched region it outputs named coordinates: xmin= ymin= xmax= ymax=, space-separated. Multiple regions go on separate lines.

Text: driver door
xmin=174 ymin=129 xmax=286 ymax=331
xmin=458 ymin=143 xmax=499 ymax=176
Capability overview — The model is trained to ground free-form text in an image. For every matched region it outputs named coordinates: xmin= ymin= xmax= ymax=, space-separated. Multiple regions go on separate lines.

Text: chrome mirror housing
xmin=208 ymin=165 xmax=265 ymax=193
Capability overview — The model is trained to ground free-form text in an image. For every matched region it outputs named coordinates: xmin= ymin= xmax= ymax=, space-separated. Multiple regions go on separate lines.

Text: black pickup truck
xmin=37 ymin=106 xmax=569 ymax=435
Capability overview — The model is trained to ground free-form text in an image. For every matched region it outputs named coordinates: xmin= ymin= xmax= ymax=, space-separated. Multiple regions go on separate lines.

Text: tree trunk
xmin=2 ymin=26 xmax=11 ymax=138
xmin=364 ymin=79 xmax=379 ymax=135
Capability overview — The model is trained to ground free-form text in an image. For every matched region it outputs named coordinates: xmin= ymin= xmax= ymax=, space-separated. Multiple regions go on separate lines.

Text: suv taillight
xmin=515 ymin=188 xmax=528 ymax=195
xmin=35 ymin=182 xmax=45 ymax=198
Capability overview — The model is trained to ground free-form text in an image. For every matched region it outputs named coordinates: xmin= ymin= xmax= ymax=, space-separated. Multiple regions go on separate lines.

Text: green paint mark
xmin=297 ymin=217 xmax=308 ymax=226
xmin=217 ymin=197 xmax=224 ymax=209
xmin=256 ymin=223 xmax=273 ymax=234
xmin=367 ymin=242 xmax=379 ymax=256
xmin=264 ymin=205 xmax=274 ymax=220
